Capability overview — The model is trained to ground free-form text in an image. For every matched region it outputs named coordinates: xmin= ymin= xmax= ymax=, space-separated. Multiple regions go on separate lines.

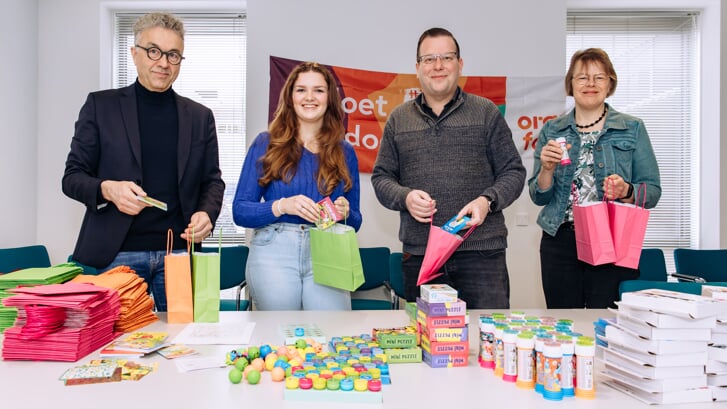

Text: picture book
xmin=157 ymin=344 xmax=198 ymax=359
xmin=100 ymin=331 xmax=169 ymax=357
xmin=315 ymin=197 xmax=342 ymax=229
xmin=59 ymin=362 xmax=122 ymax=386
xmin=620 ymin=289 xmax=727 ymax=319
xmin=88 ymin=359 xmax=158 ymax=381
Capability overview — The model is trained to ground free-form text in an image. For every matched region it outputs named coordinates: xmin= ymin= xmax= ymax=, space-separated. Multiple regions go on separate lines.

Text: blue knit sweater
xmin=233 ymin=132 xmax=362 ymax=231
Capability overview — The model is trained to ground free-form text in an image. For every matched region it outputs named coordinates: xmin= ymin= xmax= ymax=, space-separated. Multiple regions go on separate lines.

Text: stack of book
xmin=416 ymin=284 xmax=469 ymax=368
xmin=99 ymin=331 xmax=170 ymax=358
xmin=600 ymin=288 xmax=727 ymax=404
xmin=1 ymin=282 xmax=120 ymax=361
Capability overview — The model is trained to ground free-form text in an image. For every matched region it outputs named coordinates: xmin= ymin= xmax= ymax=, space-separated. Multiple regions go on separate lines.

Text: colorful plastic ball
xmin=276 ymin=346 xmax=289 ymax=356
xmin=259 ymin=344 xmax=272 ymax=359
xmin=250 ymin=358 xmax=265 ymax=372
xmin=234 ymin=357 xmax=249 ymax=371
xmin=264 ymin=357 xmax=276 ymax=371
xmin=246 ymin=369 xmax=261 ymax=385
xmin=295 ymin=339 xmax=307 ymax=349
xmin=270 ymin=367 xmax=285 ymax=382
xmin=247 ymin=346 xmax=260 ymax=360
xmin=228 ymin=368 xmax=243 ymax=384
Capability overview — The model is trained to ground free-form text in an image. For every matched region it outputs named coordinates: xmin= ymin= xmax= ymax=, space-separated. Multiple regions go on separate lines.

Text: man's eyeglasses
xmin=135 ymin=45 xmax=184 ymax=65
xmin=417 ymin=52 xmax=459 ymax=65
xmin=572 ymin=73 xmax=611 ymax=85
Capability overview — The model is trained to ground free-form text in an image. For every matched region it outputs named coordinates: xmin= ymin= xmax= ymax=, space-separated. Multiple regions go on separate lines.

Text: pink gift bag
xmin=608 ymin=184 xmax=650 ymax=269
xmin=417 ymin=216 xmax=476 ymax=286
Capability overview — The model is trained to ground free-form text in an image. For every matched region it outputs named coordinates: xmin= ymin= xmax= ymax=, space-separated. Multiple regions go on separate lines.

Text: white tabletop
xmin=0 ymin=309 xmax=719 ymax=408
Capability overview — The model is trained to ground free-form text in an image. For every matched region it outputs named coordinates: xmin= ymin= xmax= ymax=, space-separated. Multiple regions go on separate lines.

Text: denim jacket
xmin=528 ymin=104 xmax=661 ymax=237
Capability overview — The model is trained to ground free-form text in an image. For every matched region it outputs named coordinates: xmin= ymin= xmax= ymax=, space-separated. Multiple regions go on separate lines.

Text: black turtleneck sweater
xmin=121 ymin=80 xmax=185 ymax=251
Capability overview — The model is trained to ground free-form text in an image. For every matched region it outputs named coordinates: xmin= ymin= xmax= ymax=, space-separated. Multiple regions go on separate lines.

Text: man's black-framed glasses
xmin=135 ymin=45 xmax=184 ymax=65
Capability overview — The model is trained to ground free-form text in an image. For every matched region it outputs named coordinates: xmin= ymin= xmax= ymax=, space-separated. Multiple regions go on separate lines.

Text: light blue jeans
xmin=100 ymin=249 xmax=185 ymax=312
xmin=247 ymin=223 xmax=351 ymax=311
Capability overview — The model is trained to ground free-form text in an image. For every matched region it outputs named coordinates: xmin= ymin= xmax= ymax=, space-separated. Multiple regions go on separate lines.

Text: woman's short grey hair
xmin=133 ymin=12 xmax=185 ymax=43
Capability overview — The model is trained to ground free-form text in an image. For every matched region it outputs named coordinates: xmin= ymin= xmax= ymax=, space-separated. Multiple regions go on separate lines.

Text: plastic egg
xmin=270 ymin=367 xmax=285 ymax=382
xmin=228 ymin=368 xmax=243 ymax=384
xmin=246 ymin=369 xmax=261 ymax=385
xmin=250 ymin=358 xmax=265 ymax=372
xmin=247 ymin=346 xmax=260 ymax=360
xmin=259 ymin=344 xmax=272 ymax=359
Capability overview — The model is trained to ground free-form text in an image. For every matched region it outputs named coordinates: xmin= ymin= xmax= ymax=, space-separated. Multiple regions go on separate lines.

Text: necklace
xmin=575 ymin=106 xmax=607 ymax=129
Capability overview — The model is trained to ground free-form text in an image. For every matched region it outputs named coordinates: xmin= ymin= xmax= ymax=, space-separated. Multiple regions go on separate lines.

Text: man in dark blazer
xmin=62 ymin=12 xmax=224 ymax=311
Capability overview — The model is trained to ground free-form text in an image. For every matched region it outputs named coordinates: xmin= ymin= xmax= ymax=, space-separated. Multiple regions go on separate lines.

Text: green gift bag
xmin=192 ymin=231 xmax=220 ymax=323
xmin=310 ymin=223 xmax=365 ymax=291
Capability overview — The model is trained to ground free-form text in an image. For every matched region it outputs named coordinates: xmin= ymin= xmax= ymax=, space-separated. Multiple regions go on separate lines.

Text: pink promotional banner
xmin=270 ymin=56 xmax=565 ymax=174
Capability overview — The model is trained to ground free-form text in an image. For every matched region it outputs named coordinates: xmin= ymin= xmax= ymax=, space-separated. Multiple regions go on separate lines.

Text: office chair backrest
xmin=638 ymin=248 xmax=668 ymax=281
xmin=674 ymin=248 xmax=727 ymax=283
xmin=357 ymin=247 xmax=391 ymax=291
xmin=389 ymin=252 xmax=405 ymax=299
xmin=619 ymin=280 xmax=703 ymax=299
xmin=200 ymin=245 xmax=248 ymax=290
xmin=0 ymin=245 xmax=51 ymax=274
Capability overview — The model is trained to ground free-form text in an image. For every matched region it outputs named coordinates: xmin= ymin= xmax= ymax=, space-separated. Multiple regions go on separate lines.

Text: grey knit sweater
xmin=371 ymin=90 xmax=526 ymax=255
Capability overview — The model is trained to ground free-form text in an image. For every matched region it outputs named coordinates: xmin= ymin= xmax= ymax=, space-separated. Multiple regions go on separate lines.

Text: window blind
xmin=114 ymin=13 xmax=247 ymax=244
xmin=567 ymin=12 xmax=698 ymax=272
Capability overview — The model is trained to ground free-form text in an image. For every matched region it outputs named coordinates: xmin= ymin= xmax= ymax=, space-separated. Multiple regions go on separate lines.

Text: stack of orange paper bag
xmin=71 ymin=266 xmax=157 ymax=333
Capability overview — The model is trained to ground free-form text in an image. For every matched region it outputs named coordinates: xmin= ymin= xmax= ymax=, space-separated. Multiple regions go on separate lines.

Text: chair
xmin=389 ymin=252 xmax=406 ymax=309
xmin=200 ymin=245 xmax=250 ymax=311
xmin=673 ymin=248 xmax=727 ymax=283
xmin=67 ymin=255 xmax=99 ymax=275
xmin=0 ymin=245 xmax=51 ymax=273
xmin=351 ymin=247 xmax=393 ymax=310
xmin=619 ymin=280 xmax=704 ymax=299
xmin=637 ymin=248 xmax=668 ymax=281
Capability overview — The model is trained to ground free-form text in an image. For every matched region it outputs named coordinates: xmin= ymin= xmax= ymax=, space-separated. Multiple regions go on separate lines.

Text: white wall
xmin=0 ymin=0 xmax=37 ymax=248
xmin=4 ymin=0 xmax=720 ymax=308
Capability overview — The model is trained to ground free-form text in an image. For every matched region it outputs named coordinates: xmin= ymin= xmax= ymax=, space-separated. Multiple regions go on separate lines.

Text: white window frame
xmin=100 ymin=2 xmax=247 ymax=244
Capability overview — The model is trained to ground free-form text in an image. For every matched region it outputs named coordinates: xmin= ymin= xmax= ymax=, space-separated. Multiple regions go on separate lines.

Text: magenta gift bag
xmin=608 ymin=184 xmax=650 ymax=269
xmin=417 ymin=217 xmax=476 ymax=286
xmin=573 ymin=197 xmax=616 ymax=266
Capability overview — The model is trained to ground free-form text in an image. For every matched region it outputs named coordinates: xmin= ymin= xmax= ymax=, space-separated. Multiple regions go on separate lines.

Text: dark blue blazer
xmin=62 ymin=83 xmax=225 ymax=268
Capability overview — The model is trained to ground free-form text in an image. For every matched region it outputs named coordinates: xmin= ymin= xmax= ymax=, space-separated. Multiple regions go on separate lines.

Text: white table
xmin=0 ymin=309 xmax=719 ymax=408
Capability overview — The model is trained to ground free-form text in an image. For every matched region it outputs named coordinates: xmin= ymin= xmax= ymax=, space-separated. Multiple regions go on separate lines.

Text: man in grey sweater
xmin=371 ymin=27 xmax=525 ymax=309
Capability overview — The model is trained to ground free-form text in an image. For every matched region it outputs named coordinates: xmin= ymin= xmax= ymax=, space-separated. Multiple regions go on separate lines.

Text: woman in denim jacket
xmin=528 ymin=48 xmax=661 ymax=309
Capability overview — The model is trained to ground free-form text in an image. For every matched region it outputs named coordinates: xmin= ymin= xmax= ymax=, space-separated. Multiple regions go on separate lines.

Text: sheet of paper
xmin=174 ymin=356 xmax=227 ymax=372
xmin=172 ymin=322 xmax=255 ymax=345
